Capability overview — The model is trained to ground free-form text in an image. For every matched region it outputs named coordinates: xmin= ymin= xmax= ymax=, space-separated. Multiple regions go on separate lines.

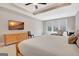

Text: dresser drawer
xmin=4 ymin=32 xmax=28 ymax=45
xmin=4 ymin=34 xmax=17 ymax=45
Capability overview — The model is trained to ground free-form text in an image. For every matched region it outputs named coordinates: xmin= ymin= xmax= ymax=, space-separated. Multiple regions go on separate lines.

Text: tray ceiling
xmin=0 ymin=3 xmax=79 ymax=21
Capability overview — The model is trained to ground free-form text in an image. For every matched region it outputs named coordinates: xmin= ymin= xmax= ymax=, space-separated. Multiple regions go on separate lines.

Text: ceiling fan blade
xmin=38 ymin=3 xmax=47 ymax=5
xmin=35 ymin=5 xmax=38 ymax=9
xmin=25 ymin=3 xmax=32 ymax=5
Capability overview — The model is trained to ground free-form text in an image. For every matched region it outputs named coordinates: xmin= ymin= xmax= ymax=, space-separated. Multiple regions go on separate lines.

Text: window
xmin=48 ymin=26 xmax=52 ymax=31
xmin=47 ymin=19 xmax=66 ymax=32
xmin=53 ymin=26 xmax=58 ymax=31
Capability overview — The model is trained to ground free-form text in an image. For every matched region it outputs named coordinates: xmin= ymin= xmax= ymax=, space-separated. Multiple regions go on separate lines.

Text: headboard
xmin=4 ymin=32 xmax=28 ymax=45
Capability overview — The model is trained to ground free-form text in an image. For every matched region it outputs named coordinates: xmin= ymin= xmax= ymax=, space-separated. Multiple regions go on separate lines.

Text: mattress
xmin=18 ymin=35 xmax=79 ymax=56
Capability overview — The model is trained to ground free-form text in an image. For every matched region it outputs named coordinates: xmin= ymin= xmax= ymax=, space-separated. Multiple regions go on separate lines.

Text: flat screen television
xmin=8 ymin=20 xmax=24 ymax=30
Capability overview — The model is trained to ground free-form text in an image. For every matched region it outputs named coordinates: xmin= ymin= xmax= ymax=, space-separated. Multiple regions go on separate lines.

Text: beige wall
xmin=67 ymin=16 xmax=75 ymax=32
xmin=0 ymin=7 xmax=43 ymax=42
xmin=75 ymin=11 xmax=79 ymax=31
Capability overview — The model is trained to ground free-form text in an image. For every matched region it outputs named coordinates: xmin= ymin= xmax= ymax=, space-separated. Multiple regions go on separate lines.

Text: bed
xmin=18 ymin=35 xmax=79 ymax=56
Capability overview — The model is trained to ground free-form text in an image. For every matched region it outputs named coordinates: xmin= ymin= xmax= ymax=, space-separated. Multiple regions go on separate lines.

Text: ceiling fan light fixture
xmin=33 ymin=3 xmax=38 ymax=5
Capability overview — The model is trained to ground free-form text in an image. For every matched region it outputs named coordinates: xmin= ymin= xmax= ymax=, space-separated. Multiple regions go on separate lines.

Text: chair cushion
xmin=68 ymin=35 xmax=78 ymax=44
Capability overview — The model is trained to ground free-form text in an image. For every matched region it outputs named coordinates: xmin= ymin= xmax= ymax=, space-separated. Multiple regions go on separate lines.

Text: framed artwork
xmin=8 ymin=20 xmax=24 ymax=30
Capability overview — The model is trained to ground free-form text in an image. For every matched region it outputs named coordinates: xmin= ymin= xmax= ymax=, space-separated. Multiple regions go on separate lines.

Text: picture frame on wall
xmin=8 ymin=20 xmax=24 ymax=30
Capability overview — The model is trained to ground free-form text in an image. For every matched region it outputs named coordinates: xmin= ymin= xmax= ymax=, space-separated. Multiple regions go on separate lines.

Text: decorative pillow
xmin=74 ymin=30 xmax=79 ymax=37
xmin=68 ymin=35 xmax=78 ymax=44
xmin=76 ymin=38 xmax=79 ymax=48
xmin=75 ymin=33 xmax=79 ymax=37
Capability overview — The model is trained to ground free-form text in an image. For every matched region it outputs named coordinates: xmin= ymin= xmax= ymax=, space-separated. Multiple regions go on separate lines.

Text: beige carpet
xmin=0 ymin=44 xmax=16 ymax=56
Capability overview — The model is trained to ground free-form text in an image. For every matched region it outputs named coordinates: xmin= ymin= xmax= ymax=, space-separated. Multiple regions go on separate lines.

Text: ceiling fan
xmin=25 ymin=3 xmax=47 ymax=9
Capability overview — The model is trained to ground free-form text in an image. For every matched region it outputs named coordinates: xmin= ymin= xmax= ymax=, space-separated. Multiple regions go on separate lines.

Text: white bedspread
xmin=18 ymin=35 xmax=79 ymax=56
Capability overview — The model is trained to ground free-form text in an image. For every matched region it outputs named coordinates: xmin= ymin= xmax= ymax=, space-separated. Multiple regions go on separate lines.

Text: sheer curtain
xmin=44 ymin=19 xmax=67 ymax=35
xmin=52 ymin=19 xmax=67 ymax=32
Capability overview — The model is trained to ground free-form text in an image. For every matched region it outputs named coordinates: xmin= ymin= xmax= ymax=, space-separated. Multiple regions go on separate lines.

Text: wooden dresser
xmin=4 ymin=32 xmax=28 ymax=45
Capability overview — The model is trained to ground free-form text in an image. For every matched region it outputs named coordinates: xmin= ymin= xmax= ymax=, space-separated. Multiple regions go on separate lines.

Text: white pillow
xmin=76 ymin=38 xmax=79 ymax=48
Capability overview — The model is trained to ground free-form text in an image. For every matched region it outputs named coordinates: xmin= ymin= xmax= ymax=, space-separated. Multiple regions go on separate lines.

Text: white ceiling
xmin=13 ymin=3 xmax=52 ymax=13
xmin=0 ymin=3 xmax=79 ymax=21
